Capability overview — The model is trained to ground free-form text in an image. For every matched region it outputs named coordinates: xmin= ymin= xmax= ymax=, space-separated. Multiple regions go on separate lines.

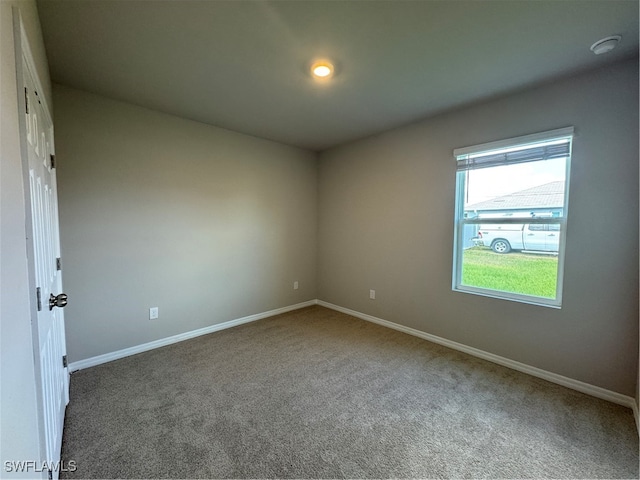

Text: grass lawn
xmin=461 ymin=247 xmax=558 ymax=298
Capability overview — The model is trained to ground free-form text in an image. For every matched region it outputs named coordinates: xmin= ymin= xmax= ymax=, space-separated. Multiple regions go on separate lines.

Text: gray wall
xmin=318 ymin=59 xmax=639 ymax=397
xmin=1 ymin=0 xmax=51 ymax=476
xmin=54 ymin=85 xmax=318 ymax=363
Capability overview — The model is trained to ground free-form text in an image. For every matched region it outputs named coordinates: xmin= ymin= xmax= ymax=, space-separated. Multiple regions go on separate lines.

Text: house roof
xmin=466 ymin=181 xmax=564 ymax=212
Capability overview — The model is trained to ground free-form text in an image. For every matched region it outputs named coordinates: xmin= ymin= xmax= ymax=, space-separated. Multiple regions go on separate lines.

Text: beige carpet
xmin=60 ymin=305 xmax=639 ymax=478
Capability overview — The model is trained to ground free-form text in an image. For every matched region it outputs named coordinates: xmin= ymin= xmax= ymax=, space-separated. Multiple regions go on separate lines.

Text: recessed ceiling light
xmin=311 ymin=61 xmax=334 ymax=79
xmin=590 ymin=35 xmax=622 ymax=55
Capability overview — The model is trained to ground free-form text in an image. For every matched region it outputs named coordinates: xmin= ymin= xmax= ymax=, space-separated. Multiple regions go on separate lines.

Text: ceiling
xmin=37 ymin=0 xmax=639 ymax=151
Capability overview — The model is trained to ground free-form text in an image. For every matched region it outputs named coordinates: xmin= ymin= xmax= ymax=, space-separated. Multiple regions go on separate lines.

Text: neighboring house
xmin=466 ymin=181 xmax=565 ymax=219
xmin=461 ymin=181 xmax=564 ymax=248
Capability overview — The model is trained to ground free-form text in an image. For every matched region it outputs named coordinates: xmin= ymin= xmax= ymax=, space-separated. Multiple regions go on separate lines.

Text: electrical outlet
xmin=294 ymin=281 xmax=299 ymax=290
xmin=149 ymin=307 xmax=159 ymax=320
xmin=369 ymin=289 xmax=376 ymax=300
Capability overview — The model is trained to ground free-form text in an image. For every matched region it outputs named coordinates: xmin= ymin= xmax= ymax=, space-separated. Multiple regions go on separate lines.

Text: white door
xmin=22 ymin=51 xmax=70 ymax=478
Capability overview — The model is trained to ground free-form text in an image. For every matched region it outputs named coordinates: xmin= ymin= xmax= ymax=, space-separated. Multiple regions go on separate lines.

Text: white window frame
xmin=452 ymin=127 xmax=574 ymax=308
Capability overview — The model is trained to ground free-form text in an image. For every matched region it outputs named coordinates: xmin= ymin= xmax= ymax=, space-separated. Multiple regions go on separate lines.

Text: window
xmin=527 ymin=224 xmax=545 ymax=231
xmin=452 ymin=127 xmax=573 ymax=307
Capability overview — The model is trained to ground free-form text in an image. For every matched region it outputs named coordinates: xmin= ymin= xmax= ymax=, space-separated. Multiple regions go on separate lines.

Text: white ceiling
xmin=37 ymin=0 xmax=639 ymax=151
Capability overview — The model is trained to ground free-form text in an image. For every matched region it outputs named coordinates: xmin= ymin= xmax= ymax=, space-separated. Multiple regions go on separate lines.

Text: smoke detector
xmin=590 ymin=35 xmax=621 ymax=55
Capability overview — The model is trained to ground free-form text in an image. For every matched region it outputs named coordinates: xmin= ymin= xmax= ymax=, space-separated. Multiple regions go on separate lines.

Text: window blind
xmin=454 ymin=127 xmax=574 ymax=172
xmin=456 ymin=141 xmax=571 ymax=171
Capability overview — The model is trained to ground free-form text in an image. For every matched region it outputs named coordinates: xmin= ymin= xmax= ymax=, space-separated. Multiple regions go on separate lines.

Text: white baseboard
xmin=69 ymin=297 xmax=637 ymax=424
xmin=68 ymin=300 xmax=318 ymax=372
xmin=317 ymin=300 xmax=637 ymax=412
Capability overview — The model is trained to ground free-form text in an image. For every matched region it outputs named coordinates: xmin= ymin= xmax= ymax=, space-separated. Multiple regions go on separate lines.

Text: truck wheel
xmin=491 ymin=239 xmax=511 ymax=254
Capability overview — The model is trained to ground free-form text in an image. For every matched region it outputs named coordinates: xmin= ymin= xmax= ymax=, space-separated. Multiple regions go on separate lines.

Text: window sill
xmin=453 ymin=285 xmax=562 ymax=309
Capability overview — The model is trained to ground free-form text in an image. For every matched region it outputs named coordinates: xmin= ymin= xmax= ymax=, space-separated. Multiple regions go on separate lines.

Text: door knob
xmin=49 ymin=293 xmax=68 ymax=310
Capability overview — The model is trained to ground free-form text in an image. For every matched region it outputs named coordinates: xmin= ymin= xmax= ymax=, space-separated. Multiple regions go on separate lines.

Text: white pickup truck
xmin=476 ymin=224 xmax=560 ymax=254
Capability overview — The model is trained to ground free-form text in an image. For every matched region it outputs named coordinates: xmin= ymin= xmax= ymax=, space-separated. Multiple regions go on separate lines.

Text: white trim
xmin=453 ymin=126 xmax=575 ymax=157
xmin=69 ymin=298 xmax=636 ymax=416
xmin=451 ymin=129 xmax=573 ymax=309
xmin=317 ymin=300 xmax=636 ymax=411
xmin=68 ymin=300 xmax=318 ymax=371
xmin=453 ymin=285 xmax=562 ymax=309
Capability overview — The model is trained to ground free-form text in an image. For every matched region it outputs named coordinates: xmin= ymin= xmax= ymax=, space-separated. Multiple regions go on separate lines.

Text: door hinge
xmin=62 ymin=355 xmax=68 ymax=368
xmin=36 ymin=287 xmax=42 ymax=311
xmin=56 ymin=257 xmax=62 ymax=271
xmin=24 ymin=87 xmax=29 ymax=114
xmin=50 ymin=154 xmax=56 ymax=169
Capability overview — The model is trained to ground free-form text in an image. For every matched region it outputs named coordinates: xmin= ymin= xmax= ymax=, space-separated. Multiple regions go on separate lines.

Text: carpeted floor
xmin=60 ymin=305 xmax=638 ymax=479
